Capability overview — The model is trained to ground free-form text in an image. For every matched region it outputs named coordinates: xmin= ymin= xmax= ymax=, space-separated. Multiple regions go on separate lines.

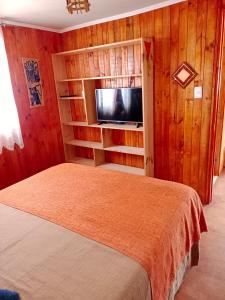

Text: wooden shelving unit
xmin=62 ymin=121 xmax=144 ymax=132
xmin=104 ymin=145 xmax=144 ymax=156
xmin=65 ymin=139 xmax=103 ymax=149
xmin=58 ymin=74 xmax=142 ymax=82
xmin=52 ymin=38 xmax=154 ymax=176
xmin=98 ymin=163 xmax=145 ymax=176
xmin=54 ymin=38 xmax=144 ymax=55
xmin=59 ymin=96 xmax=84 ymax=100
xmin=65 ymin=139 xmax=144 ymax=156
xmin=69 ymin=157 xmax=95 ymax=167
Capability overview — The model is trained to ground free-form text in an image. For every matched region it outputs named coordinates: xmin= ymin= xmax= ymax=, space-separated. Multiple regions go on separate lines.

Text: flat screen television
xmin=95 ymin=87 xmax=143 ymax=124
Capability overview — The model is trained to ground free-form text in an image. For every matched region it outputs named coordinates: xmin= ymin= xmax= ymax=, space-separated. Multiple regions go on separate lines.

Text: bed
xmin=0 ymin=163 xmax=207 ymax=300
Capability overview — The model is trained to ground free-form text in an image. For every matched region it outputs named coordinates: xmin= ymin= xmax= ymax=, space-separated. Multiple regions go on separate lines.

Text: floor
xmin=176 ymin=170 xmax=225 ymax=300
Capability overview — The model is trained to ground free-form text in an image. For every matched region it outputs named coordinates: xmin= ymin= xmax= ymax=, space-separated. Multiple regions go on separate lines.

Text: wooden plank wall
xmin=61 ymin=0 xmax=220 ymax=203
xmin=0 ymin=26 xmax=64 ymax=189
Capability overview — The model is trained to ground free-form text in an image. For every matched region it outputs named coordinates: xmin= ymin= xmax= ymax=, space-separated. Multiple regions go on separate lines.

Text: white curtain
xmin=0 ymin=26 xmax=24 ymax=153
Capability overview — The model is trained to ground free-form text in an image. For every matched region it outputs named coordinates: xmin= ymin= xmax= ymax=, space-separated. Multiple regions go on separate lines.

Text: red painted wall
xmin=0 ymin=26 xmax=64 ymax=189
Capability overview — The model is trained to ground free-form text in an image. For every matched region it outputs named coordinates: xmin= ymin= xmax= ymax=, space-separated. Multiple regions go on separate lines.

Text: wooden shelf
xmin=98 ymin=163 xmax=145 ymax=176
xmin=96 ymin=123 xmax=143 ymax=132
xmin=68 ymin=157 xmax=95 ymax=166
xmin=64 ymin=138 xmax=143 ymax=155
xmin=62 ymin=121 xmax=144 ymax=132
xmin=58 ymin=74 xmax=142 ymax=83
xmin=53 ymin=38 xmax=143 ymax=56
xmin=63 ymin=121 xmax=88 ymax=126
xmin=52 ymin=37 xmax=154 ymax=177
xmin=65 ymin=139 xmax=103 ymax=149
xmin=104 ymin=145 xmax=144 ymax=156
xmin=59 ymin=96 xmax=84 ymax=100
xmin=65 ymin=138 xmax=143 ymax=156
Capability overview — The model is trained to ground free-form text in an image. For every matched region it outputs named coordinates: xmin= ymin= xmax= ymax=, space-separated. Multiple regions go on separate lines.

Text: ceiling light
xmin=66 ymin=0 xmax=90 ymax=14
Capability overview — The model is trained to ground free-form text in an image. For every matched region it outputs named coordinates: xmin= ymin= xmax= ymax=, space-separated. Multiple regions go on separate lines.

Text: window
xmin=0 ymin=27 xmax=24 ymax=153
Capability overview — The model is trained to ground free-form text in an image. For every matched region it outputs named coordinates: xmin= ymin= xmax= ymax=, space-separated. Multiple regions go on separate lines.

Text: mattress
xmin=0 ymin=203 xmax=197 ymax=300
xmin=0 ymin=163 xmax=207 ymax=299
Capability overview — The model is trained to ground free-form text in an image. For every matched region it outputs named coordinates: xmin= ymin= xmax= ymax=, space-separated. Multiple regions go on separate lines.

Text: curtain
xmin=0 ymin=26 xmax=24 ymax=153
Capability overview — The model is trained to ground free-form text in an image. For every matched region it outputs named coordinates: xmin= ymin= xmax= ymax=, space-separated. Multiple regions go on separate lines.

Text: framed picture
xmin=22 ymin=58 xmax=44 ymax=107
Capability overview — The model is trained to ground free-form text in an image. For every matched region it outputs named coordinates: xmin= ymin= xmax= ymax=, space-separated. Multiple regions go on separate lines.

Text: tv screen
xmin=96 ymin=88 xmax=143 ymax=123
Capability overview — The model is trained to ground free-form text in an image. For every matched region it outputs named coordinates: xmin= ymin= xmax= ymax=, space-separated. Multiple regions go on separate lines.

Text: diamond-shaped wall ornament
xmin=172 ymin=62 xmax=198 ymax=88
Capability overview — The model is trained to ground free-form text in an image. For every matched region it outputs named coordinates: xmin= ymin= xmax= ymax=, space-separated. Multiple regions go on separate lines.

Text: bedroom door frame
xmin=214 ymin=3 xmax=225 ymax=177
xmin=206 ymin=1 xmax=225 ymax=203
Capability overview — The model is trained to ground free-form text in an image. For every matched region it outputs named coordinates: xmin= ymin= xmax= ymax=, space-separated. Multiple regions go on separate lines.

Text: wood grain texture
xmin=61 ymin=0 xmax=221 ymax=203
xmin=70 ymin=99 xmax=87 ymax=122
xmin=0 ymin=26 xmax=64 ymax=189
xmin=0 ymin=0 xmax=222 ymax=203
xmin=111 ymin=130 xmax=144 ymax=148
xmin=105 ymin=151 xmax=144 ymax=169
xmin=74 ymin=146 xmax=94 ymax=159
xmin=73 ymin=126 xmax=101 ymax=142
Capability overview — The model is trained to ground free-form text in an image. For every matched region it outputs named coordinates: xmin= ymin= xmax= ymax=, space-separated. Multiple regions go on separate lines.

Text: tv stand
xmin=52 ymin=38 xmax=154 ymax=177
xmin=136 ymin=123 xmax=142 ymax=129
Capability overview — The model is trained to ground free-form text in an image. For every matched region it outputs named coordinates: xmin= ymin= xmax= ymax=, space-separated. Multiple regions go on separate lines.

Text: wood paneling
xmin=105 ymin=152 xmax=144 ymax=169
xmin=73 ymin=126 xmax=101 ymax=142
xmin=74 ymin=146 xmax=94 ymax=159
xmin=70 ymin=99 xmax=87 ymax=122
xmin=0 ymin=26 xmax=64 ymax=189
xmin=0 ymin=0 xmax=222 ymax=203
xmin=61 ymin=0 xmax=221 ymax=203
xmin=111 ymin=130 xmax=144 ymax=148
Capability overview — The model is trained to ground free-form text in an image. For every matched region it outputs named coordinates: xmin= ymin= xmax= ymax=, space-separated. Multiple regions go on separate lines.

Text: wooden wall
xmin=0 ymin=26 xmax=64 ymax=189
xmin=61 ymin=0 xmax=221 ymax=203
xmin=0 ymin=0 xmax=221 ymax=203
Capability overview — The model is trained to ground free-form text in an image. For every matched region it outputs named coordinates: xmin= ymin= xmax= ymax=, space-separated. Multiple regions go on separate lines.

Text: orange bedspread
xmin=0 ymin=163 xmax=207 ymax=300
